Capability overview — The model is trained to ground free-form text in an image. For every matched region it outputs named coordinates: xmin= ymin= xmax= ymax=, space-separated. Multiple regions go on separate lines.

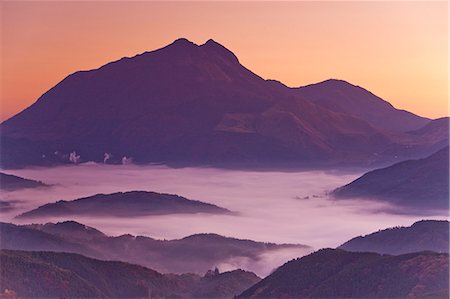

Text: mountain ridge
xmin=295 ymin=79 xmax=430 ymax=132
xmin=332 ymin=147 xmax=449 ymax=213
xmin=338 ymin=220 xmax=449 ymax=255
xmin=0 ymin=249 xmax=261 ymax=298
xmin=238 ymin=249 xmax=449 ymax=298
xmin=0 ymin=172 xmax=48 ymax=191
xmin=0 ymin=221 xmax=310 ymax=275
xmin=15 ymin=190 xmax=230 ymax=219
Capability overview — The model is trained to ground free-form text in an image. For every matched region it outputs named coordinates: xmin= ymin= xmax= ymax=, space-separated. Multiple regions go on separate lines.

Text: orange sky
xmin=1 ymin=1 xmax=448 ymax=121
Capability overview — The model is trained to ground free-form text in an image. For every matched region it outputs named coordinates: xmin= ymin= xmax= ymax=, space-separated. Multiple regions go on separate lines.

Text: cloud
xmin=69 ymin=151 xmax=81 ymax=164
xmin=121 ymin=156 xmax=133 ymax=165
xmin=217 ymin=247 xmax=313 ymax=277
xmin=104 ymin=153 xmax=112 ymax=164
xmin=2 ymin=165 xmax=443 ymax=252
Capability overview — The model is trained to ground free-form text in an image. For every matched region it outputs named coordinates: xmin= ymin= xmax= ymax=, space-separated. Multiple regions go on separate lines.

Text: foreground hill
xmin=0 ymin=221 xmax=310 ymax=275
xmin=0 ymin=172 xmax=47 ymax=191
xmin=239 ymin=249 xmax=449 ymax=298
xmin=1 ymin=38 xmax=443 ymax=169
xmin=0 ymin=249 xmax=260 ymax=298
xmin=333 ymin=147 xmax=449 ymax=213
xmin=339 ymin=220 xmax=449 ymax=255
xmin=15 ymin=190 xmax=230 ymax=218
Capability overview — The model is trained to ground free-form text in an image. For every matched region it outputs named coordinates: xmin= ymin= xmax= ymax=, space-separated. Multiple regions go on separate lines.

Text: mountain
xmin=15 ymin=190 xmax=230 ymax=219
xmin=0 ymin=221 xmax=310 ymax=275
xmin=409 ymin=117 xmax=449 ymax=139
xmin=0 ymin=201 xmax=16 ymax=212
xmin=0 ymin=172 xmax=47 ymax=191
xmin=406 ymin=117 xmax=450 ymax=156
xmin=1 ymin=38 xmax=443 ymax=169
xmin=0 ymin=222 xmax=100 ymax=257
xmin=0 ymin=249 xmax=260 ymax=298
xmin=339 ymin=220 xmax=449 ymax=255
xmin=375 ymin=117 xmax=449 ymax=165
xmin=239 ymin=249 xmax=449 ymax=298
xmin=295 ymin=79 xmax=429 ymax=132
xmin=332 ymin=147 xmax=449 ymax=213
xmin=25 ymin=220 xmax=106 ymax=242
xmin=190 ymin=269 xmax=261 ymax=298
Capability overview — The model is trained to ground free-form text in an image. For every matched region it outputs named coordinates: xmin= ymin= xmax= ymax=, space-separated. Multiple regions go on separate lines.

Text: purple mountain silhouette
xmin=1 ymin=39 xmax=446 ymax=168
xmin=295 ymin=79 xmax=429 ymax=132
xmin=333 ymin=147 xmax=449 ymax=213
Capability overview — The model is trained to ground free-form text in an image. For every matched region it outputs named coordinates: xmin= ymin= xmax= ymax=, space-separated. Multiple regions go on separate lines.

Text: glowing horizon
xmin=1 ymin=1 xmax=448 ymax=121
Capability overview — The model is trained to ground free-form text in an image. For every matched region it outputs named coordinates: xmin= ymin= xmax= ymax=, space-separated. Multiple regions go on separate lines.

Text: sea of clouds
xmin=1 ymin=163 xmax=445 ymax=276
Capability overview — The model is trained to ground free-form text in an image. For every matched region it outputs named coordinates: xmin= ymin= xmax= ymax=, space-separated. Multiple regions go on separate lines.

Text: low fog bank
xmin=218 ymin=247 xmax=314 ymax=277
xmin=1 ymin=163 xmax=446 ymax=250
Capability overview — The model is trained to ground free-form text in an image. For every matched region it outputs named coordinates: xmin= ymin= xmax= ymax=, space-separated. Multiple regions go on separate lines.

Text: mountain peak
xmin=203 ymin=38 xmax=220 ymax=46
xmin=201 ymin=39 xmax=239 ymax=63
xmin=171 ymin=37 xmax=197 ymax=46
xmin=168 ymin=38 xmax=224 ymax=48
xmin=316 ymin=79 xmax=354 ymax=88
xmin=158 ymin=38 xmax=239 ymax=64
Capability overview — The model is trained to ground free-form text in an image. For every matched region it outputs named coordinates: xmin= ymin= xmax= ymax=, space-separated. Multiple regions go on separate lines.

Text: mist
xmin=1 ymin=163 xmax=446 ymax=276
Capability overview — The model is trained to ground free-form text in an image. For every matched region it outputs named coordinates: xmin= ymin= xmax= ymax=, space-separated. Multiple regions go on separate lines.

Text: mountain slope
xmin=375 ymin=117 xmax=449 ymax=165
xmin=25 ymin=220 xmax=107 ymax=242
xmin=1 ymin=38 xmax=441 ymax=168
xmin=0 ymin=249 xmax=260 ymax=298
xmin=0 ymin=222 xmax=100 ymax=258
xmin=338 ymin=220 xmax=449 ymax=255
xmin=332 ymin=147 xmax=449 ymax=213
xmin=406 ymin=117 xmax=449 ymax=155
xmin=295 ymin=79 xmax=429 ymax=132
xmin=0 ymin=172 xmax=47 ymax=191
xmin=409 ymin=117 xmax=449 ymax=138
xmin=0 ymin=221 xmax=310 ymax=275
xmin=239 ymin=249 xmax=449 ymax=298
xmin=191 ymin=269 xmax=261 ymax=298
xmin=15 ymin=190 xmax=230 ymax=218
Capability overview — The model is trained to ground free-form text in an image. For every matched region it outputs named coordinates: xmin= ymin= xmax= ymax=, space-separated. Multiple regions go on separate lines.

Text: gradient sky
xmin=1 ymin=1 xmax=448 ymax=121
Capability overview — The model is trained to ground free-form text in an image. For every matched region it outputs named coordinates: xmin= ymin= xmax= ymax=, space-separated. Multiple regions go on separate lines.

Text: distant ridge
xmin=15 ymin=191 xmax=230 ymax=219
xmin=0 ymin=172 xmax=47 ymax=191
